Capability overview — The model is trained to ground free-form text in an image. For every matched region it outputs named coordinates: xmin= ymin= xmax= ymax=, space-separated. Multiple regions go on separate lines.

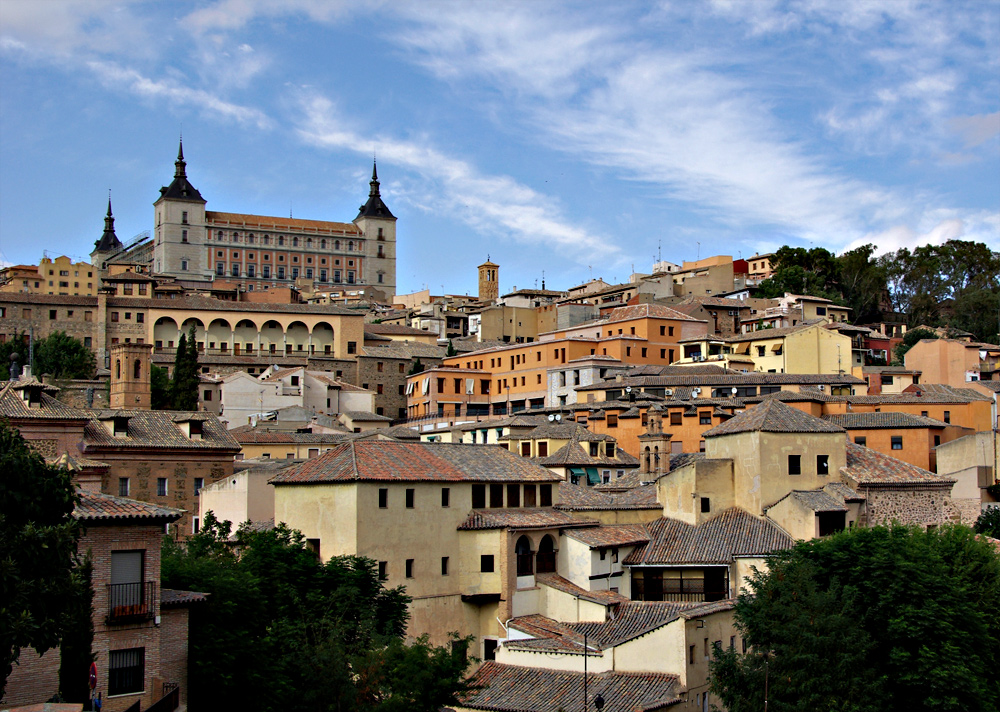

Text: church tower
xmin=90 ymin=197 xmax=124 ymax=275
xmin=478 ymin=258 xmax=499 ymax=303
xmin=354 ymin=160 xmax=397 ymax=299
xmin=152 ymin=139 xmax=208 ymax=279
xmin=109 ymin=342 xmax=153 ymax=410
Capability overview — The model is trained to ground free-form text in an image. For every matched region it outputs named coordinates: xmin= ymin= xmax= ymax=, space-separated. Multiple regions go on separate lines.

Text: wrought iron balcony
xmin=107 ymin=581 xmax=156 ymax=624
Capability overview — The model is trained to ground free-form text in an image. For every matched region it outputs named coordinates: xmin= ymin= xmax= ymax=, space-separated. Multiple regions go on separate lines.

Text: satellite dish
xmin=625 ymin=386 xmax=632 ymax=393
xmin=555 ymin=414 xmax=562 ymax=421
xmin=548 ymin=414 xmax=555 ymax=422
xmin=731 ymin=387 xmax=738 ymax=395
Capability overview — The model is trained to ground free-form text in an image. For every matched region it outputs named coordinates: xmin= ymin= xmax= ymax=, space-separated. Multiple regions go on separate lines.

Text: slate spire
xmin=94 ymin=194 xmax=124 ymax=252
xmin=157 ymin=138 xmax=205 ymax=203
xmin=356 ymin=159 xmax=396 ymax=220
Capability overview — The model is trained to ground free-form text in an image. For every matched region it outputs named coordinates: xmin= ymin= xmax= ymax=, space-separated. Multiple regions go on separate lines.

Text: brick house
xmin=2 ymin=490 xmax=204 ymax=711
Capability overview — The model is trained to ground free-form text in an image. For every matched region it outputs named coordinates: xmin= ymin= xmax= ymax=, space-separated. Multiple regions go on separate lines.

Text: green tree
xmin=445 ymin=339 xmax=457 ymax=357
xmin=709 ymin=525 xmax=1000 ymax=712
xmin=756 ymin=246 xmax=843 ymax=303
xmin=893 ymin=327 xmax=940 ymax=365
xmin=150 ymin=364 xmax=171 ymax=410
xmin=0 ymin=423 xmax=82 ymax=697
xmin=32 ymin=331 xmax=96 ymax=380
xmin=408 ymin=358 xmax=425 ymax=375
xmin=169 ymin=325 xmax=200 ymax=410
xmin=162 ymin=513 xmax=472 ymax=712
xmin=0 ymin=330 xmax=30 ymax=378
xmin=837 ymin=244 xmax=887 ymax=324
xmin=974 ymin=508 xmax=1000 ymax=538
xmin=58 ymin=556 xmax=94 ymax=704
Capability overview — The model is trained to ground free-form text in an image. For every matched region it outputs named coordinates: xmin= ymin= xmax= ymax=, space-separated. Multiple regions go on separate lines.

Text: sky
xmin=1 ymin=1 xmax=998 ymax=297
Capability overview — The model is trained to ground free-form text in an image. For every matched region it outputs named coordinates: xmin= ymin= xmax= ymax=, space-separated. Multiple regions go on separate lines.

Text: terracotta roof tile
xmin=161 ymin=589 xmax=209 ymax=607
xmin=83 ymin=409 xmax=240 ymax=452
xmin=703 ymin=399 xmax=844 ymax=437
xmin=823 ymin=412 xmax=948 ymax=429
xmin=555 ymin=482 xmax=660 ymax=511
xmin=462 ymin=661 xmax=679 ymax=712
xmin=74 ymin=489 xmax=183 ymax=522
xmin=625 ymin=508 xmax=793 ymax=566
xmin=564 ymin=524 xmax=650 ymax=548
xmin=205 ymin=210 xmax=360 ymax=234
xmin=270 ymin=442 xmax=562 ymax=484
xmin=534 ymin=573 xmax=631 ymax=605
xmin=843 ymin=442 xmax=956 ymax=486
xmin=457 ymin=508 xmax=596 ymax=531
xmin=0 ymin=382 xmax=92 ymax=420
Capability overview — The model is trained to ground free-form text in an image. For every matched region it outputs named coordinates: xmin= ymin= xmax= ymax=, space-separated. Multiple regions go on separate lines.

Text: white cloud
xmin=0 ymin=0 xmax=154 ymax=59
xmin=846 ymin=211 xmax=1000 ymax=256
xmin=296 ymin=94 xmax=617 ymax=258
xmin=949 ymin=112 xmax=1000 ymax=148
xmin=86 ymin=60 xmax=273 ymax=130
xmin=183 ymin=0 xmax=357 ymax=34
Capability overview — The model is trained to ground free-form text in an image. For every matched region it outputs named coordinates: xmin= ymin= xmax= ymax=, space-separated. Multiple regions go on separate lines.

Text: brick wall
xmin=1 ymin=648 xmax=61 ymax=707
xmin=158 ymin=608 xmax=190 ymax=705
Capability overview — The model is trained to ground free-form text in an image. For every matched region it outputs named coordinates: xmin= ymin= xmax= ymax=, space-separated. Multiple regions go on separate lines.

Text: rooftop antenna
xmin=542 ymin=270 xmax=545 ymax=290
xmin=289 ymin=202 xmax=293 ymax=219
xmin=697 ymin=242 xmax=701 ymax=260
xmin=658 ymin=239 xmax=662 ymax=263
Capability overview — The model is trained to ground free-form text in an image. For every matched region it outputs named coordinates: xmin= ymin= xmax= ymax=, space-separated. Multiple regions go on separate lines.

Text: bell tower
xmin=109 ymin=343 xmax=153 ymax=410
xmin=478 ymin=258 xmax=499 ymax=303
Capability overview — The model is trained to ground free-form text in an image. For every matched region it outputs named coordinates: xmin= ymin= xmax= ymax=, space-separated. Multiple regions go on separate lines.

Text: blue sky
xmin=1 ymin=1 xmax=997 ymax=297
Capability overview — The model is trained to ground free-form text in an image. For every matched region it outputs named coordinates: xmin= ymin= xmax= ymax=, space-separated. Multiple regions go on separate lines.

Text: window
xmin=118 ymin=477 xmax=130 ymax=496
xmin=701 ymin=497 xmax=710 ymax=513
xmin=788 ymin=455 xmax=801 ymax=475
xmin=263 ymin=265 xmax=271 ymax=278
xmin=855 ymin=436 xmax=867 ymax=447
xmin=247 ymin=264 xmax=255 ymax=277
xmin=670 ymin=411 xmax=682 ymax=426
xmin=348 ymin=341 xmax=357 ymax=354
xmin=689 ymin=645 xmax=695 ymax=665
xmin=441 ymin=487 xmax=450 ymax=507
xmin=891 ymin=436 xmax=903 ymax=450
xmin=405 ymin=488 xmax=415 ymax=508
xmin=277 ymin=266 xmax=285 ymax=279
xmin=540 ymin=484 xmax=552 ymax=506
xmin=136 ymin=312 xmax=144 ymax=323
xmin=109 ymin=648 xmax=145 ymax=696
xmin=472 ymin=484 xmax=486 ymax=508
xmin=481 ymin=555 xmax=495 ymax=572
xmin=157 ymin=478 xmax=167 ymax=496
xmin=405 ymin=559 xmax=414 ymax=578
xmin=378 ymin=488 xmax=388 ymax=508
xmin=441 ymin=557 xmax=450 ymax=575
xmin=943 ymin=410 xmax=951 ymax=424
xmin=817 ymin=455 xmax=829 ymax=475
xmin=111 ymin=311 xmax=119 ymax=322
xmin=699 ymin=411 xmax=711 ymax=425
xmin=378 ymin=561 xmax=388 ymax=580
xmin=490 ymin=483 xmax=504 ymax=508
xmin=181 ymin=260 xmax=188 ymax=271
xmin=194 ymin=477 xmax=204 ymax=495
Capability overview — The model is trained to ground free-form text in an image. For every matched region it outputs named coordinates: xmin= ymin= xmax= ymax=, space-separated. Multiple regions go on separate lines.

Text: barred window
xmin=109 ymin=647 xmax=144 ymax=695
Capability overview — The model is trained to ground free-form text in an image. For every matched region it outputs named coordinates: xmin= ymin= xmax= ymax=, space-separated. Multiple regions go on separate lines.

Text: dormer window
xmin=113 ymin=416 xmax=129 ymax=437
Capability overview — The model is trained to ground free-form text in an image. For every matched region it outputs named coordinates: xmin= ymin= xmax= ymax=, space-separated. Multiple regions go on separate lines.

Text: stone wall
xmin=861 ymin=485 xmax=953 ymax=527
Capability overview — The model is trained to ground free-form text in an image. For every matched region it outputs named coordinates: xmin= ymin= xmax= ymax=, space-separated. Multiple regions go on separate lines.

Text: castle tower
xmin=152 ymin=138 xmax=208 ymax=279
xmin=638 ymin=405 xmax=672 ymax=476
xmin=478 ymin=258 xmax=499 ymax=303
xmin=109 ymin=342 xmax=153 ymax=410
xmin=90 ymin=197 xmax=124 ymax=275
xmin=354 ymin=160 xmax=398 ymax=299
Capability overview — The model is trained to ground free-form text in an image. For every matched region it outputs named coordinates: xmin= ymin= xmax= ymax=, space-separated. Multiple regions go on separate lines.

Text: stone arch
xmin=312 ymin=321 xmax=334 ymax=355
xmin=642 ymin=445 xmax=652 ymax=474
xmin=180 ymin=318 xmax=207 ymax=350
xmin=261 ymin=320 xmax=283 ymax=355
xmin=537 ymin=534 xmax=556 ymax=573
xmin=153 ymin=316 xmax=180 ymax=349
xmin=515 ymin=535 xmax=534 ymax=576
xmin=234 ymin=319 xmax=258 ymax=355
xmin=207 ymin=318 xmax=234 ymax=353
xmin=285 ymin=320 xmax=310 ymax=354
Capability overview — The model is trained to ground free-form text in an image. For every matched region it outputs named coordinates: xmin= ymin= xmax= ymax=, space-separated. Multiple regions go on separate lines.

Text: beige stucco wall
xmin=199 ymin=469 xmax=275 ymax=526
xmin=273 ymin=482 xmax=358 ymax=558
xmin=765 ymin=495 xmax=817 ymax=540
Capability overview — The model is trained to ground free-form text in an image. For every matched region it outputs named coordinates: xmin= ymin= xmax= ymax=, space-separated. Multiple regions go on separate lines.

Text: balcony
xmin=107 ymin=581 xmax=156 ymax=624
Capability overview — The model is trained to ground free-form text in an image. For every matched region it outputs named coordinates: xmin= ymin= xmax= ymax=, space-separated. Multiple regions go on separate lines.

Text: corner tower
xmin=354 ymin=161 xmax=397 ymax=300
xmin=152 ymin=139 xmax=208 ymax=280
xmin=91 ymin=197 xmax=124 ymax=275
xmin=109 ymin=342 xmax=153 ymax=409
xmin=478 ymin=258 xmax=499 ymax=303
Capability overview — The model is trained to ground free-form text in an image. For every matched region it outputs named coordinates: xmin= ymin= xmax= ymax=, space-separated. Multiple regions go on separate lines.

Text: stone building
xmin=148 ymin=141 xmax=397 ymax=298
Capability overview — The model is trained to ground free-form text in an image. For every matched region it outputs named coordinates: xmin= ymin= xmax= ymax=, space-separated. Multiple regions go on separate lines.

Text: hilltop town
xmin=2 ymin=145 xmax=999 ymax=712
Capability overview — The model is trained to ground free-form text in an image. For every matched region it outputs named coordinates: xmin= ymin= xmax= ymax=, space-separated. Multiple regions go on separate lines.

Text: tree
xmin=32 ymin=331 xmax=96 ymax=380
xmin=150 ymin=364 xmax=171 ymax=410
xmin=838 ymin=244 xmax=888 ymax=324
xmin=974 ymin=508 xmax=1000 ymax=538
xmin=893 ymin=327 xmax=939 ymax=365
xmin=169 ymin=325 xmax=200 ymax=410
xmin=57 ymin=556 xmax=94 ymax=704
xmin=0 ymin=423 xmax=82 ymax=697
xmin=409 ymin=358 xmax=425 ymax=375
xmin=161 ymin=513 xmax=473 ymax=711
xmin=0 ymin=330 xmax=29 ymax=378
xmin=709 ymin=525 xmax=1000 ymax=712
xmin=445 ymin=339 xmax=457 ymax=357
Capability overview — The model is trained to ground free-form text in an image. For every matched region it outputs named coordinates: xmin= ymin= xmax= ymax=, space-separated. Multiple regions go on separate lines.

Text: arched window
xmin=263 ymin=234 xmax=270 ymax=245
xmin=515 ymin=535 xmax=534 ymax=576
xmin=278 ymin=236 xmax=284 ymax=246
xmin=537 ymin=535 xmax=556 ymax=573
xmin=217 ymin=231 xmax=223 ymax=241
xmin=321 ymin=239 xmax=326 ymax=249
xmin=115 ymin=359 xmax=121 ymax=379
xmin=133 ymin=359 xmax=142 ymax=379
xmin=233 ymin=232 xmax=240 ymax=243
xmin=335 ymin=240 xmax=340 ymax=250
xmin=643 ymin=446 xmax=651 ymax=473
xmin=307 ymin=238 xmax=313 ymax=247
xmin=348 ymin=240 xmax=354 ymax=251
xmin=248 ymin=233 xmax=255 ymax=244
xmin=292 ymin=236 xmax=299 ymax=247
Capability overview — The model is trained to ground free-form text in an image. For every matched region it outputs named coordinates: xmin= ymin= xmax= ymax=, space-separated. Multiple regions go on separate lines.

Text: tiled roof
xmin=205 ymin=210 xmax=359 ymax=234
xmin=376 ymin=425 xmax=422 ymax=440
xmin=903 ymin=384 xmax=994 ymax=401
xmin=462 ymin=661 xmax=679 ymax=712
xmin=726 ymin=319 xmax=827 ymax=342
xmin=703 ymin=399 xmax=844 ymax=437
xmin=555 ymin=482 xmax=660 ymax=511
xmin=161 ymin=589 xmax=209 ymax=607
xmin=564 ymin=524 xmax=650 ymax=548
xmin=361 ymin=341 xmax=447 ymax=359
xmin=229 ymin=427 xmax=353 ymax=444
xmin=341 ymin=411 xmax=393 ymax=421
xmin=270 ymin=442 xmax=562 ymax=484
xmin=0 ymin=383 xmax=92 ymax=421
xmin=534 ymin=573 xmax=631 ymax=606
xmin=837 ymin=391 xmax=990 ymax=404
xmin=576 ymin=372 xmax=863 ymax=391
xmin=824 ymin=481 xmax=866 ymax=502
xmin=601 ymin=303 xmax=702 ymax=323
xmin=822 ymin=412 xmax=948 ymax=429
xmin=502 ymin=423 xmax=613 ymax=442
xmin=975 ymin=381 xmax=1000 ymax=393
xmin=364 ymin=323 xmax=433 ymax=336
xmin=765 ymin=489 xmax=848 ymax=514
xmin=74 ymin=489 xmax=184 ymax=522
xmin=535 ymin=441 xmax=640 ymax=468
xmin=843 ymin=442 xmax=956 ymax=486
xmin=625 ymin=508 xmax=794 ymax=566
xmin=106 ymin=295 xmax=357 ymax=316
xmin=457 ymin=508 xmax=596 ymax=531
xmin=83 ymin=410 xmax=241 ymax=452
xmin=457 ymin=415 xmax=550 ymax=432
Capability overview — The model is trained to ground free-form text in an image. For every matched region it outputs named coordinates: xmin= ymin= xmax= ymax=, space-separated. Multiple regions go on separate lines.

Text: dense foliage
xmin=892 ymin=327 xmax=940 ymax=365
xmin=974 ymin=507 xmax=1000 ymax=539
xmin=0 ymin=423 xmax=82 ymax=698
xmin=757 ymin=239 xmax=1000 ymax=341
xmin=709 ymin=525 xmax=1000 ymax=712
xmin=162 ymin=513 xmax=475 ymax=711
xmin=0 ymin=330 xmax=95 ymax=381
xmin=166 ymin=324 xmax=201 ymax=410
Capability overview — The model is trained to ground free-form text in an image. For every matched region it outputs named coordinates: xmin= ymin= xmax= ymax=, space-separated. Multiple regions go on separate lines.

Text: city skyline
xmin=1 ymin=1 xmax=997 ymax=295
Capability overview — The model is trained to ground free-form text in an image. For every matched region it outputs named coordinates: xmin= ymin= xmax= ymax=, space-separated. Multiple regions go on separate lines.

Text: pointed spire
xmin=174 ymin=136 xmax=187 ymax=178
xmin=356 ymin=159 xmax=395 ymax=220
xmin=94 ymin=192 xmax=123 ymax=254
xmin=368 ymin=159 xmax=381 ymax=197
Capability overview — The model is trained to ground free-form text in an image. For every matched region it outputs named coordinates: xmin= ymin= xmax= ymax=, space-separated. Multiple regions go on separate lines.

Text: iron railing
xmin=106 ymin=581 xmax=156 ymax=624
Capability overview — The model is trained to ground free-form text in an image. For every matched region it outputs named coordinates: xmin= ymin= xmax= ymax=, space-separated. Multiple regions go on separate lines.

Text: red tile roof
xmin=534 ymin=573 xmax=631 ymax=606
xmin=457 ymin=508 xmax=596 ymax=531
xmin=74 ymin=489 xmax=183 ymax=523
xmin=270 ymin=442 xmax=562 ymax=484
xmin=462 ymin=661 xmax=680 ymax=712
xmin=703 ymin=399 xmax=845 ymax=437
xmin=843 ymin=442 xmax=956 ymax=486
xmin=564 ymin=524 xmax=651 ymax=548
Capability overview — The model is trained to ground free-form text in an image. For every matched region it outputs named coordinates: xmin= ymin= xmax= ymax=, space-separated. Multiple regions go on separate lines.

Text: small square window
xmin=855 ymin=436 xmax=867 ymax=446
xmin=480 ymin=555 xmax=495 ymax=573
xmin=817 ymin=455 xmax=829 ymax=475
xmin=788 ymin=455 xmax=801 ymax=475
xmin=405 ymin=488 xmax=415 ymax=508
xmin=891 ymin=436 xmax=903 ymax=450
xmin=700 ymin=497 xmax=710 ymax=513
xmin=378 ymin=488 xmax=388 ymax=508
